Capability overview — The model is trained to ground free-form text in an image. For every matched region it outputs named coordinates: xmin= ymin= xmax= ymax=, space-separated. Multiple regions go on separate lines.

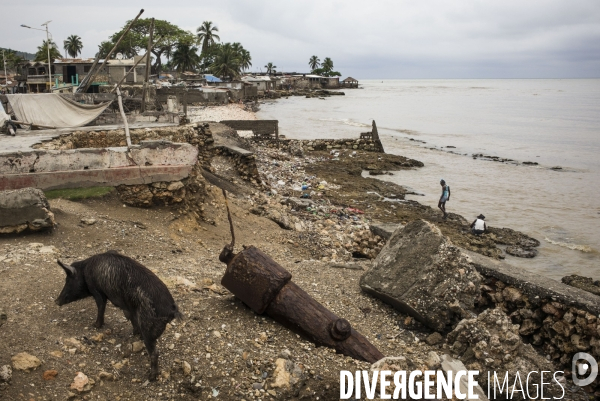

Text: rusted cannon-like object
xmin=217 ymin=190 xmax=384 ymax=363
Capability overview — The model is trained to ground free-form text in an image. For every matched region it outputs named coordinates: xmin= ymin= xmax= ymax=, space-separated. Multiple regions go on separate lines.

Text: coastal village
xmin=1 ymin=10 xmax=599 ymax=401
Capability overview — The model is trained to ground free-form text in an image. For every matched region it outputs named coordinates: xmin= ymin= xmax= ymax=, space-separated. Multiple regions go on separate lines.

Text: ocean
xmin=257 ymin=79 xmax=600 ymax=281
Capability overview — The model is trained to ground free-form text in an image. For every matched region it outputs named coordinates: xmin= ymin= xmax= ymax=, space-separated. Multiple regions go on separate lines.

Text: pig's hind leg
xmin=143 ymin=336 xmax=160 ymax=381
xmin=122 ymin=309 xmax=141 ymax=336
xmin=90 ymin=291 xmax=108 ymax=328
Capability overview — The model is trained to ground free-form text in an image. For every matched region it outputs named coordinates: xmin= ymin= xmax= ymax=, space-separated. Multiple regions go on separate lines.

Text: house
xmin=241 ymin=75 xmax=275 ymax=91
xmin=53 ymin=58 xmax=96 ymax=87
xmin=15 ymin=61 xmax=56 ymax=93
xmin=321 ymin=76 xmax=340 ymax=89
xmin=342 ymin=77 xmax=359 ymax=88
xmin=105 ymin=55 xmax=147 ymax=86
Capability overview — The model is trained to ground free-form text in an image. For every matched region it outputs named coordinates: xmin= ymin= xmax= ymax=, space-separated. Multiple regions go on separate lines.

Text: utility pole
xmin=20 ymin=20 xmax=53 ymax=92
xmin=2 ymin=50 xmax=7 ymax=91
xmin=42 ymin=21 xmax=52 ymax=92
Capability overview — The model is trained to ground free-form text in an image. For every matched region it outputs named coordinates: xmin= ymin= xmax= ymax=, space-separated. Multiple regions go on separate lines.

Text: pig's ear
xmin=57 ymin=260 xmax=76 ymax=276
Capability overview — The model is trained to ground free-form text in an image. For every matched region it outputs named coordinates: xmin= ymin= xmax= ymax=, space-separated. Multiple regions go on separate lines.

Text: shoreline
xmin=0 ymin=105 xmax=597 ymax=400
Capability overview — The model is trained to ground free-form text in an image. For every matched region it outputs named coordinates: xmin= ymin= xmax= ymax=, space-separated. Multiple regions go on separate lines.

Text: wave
xmin=317 ymin=118 xmax=371 ymax=128
xmin=544 ymin=237 xmax=593 ymax=253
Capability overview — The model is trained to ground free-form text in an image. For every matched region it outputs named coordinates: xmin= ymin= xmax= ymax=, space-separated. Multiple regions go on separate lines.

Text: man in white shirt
xmin=471 ymin=214 xmax=487 ymax=236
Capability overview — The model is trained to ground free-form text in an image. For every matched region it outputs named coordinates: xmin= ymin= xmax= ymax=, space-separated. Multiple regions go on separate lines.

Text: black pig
xmin=55 ymin=251 xmax=181 ymax=381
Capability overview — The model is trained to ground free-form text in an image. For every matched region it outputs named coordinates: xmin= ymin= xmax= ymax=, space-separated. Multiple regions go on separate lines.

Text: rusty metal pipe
xmin=220 ymin=245 xmax=384 ymax=363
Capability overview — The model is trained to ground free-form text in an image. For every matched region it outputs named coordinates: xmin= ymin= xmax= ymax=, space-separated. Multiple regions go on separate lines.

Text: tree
xmin=230 ymin=42 xmax=252 ymax=71
xmin=171 ymin=42 xmax=201 ymax=73
xmin=63 ymin=35 xmax=83 ymax=58
xmin=309 ymin=55 xmax=320 ymax=71
xmin=209 ymin=43 xmax=242 ymax=80
xmin=99 ymin=18 xmax=195 ymax=74
xmin=322 ymin=57 xmax=334 ymax=73
xmin=264 ymin=62 xmax=277 ymax=75
xmin=2 ymin=49 xmax=25 ymax=71
xmin=35 ymin=40 xmax=61 ymax=62
xmin=196 ymin=21 xmax=220 ymax=55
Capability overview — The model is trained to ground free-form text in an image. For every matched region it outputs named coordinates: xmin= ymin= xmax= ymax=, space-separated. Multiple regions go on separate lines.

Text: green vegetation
xmin=98 ymin=19 xmax=251 ymax=78
xmin=264 ymin=62 xmax=277 ymax=75
xmin=196 ymin=21 xmax=220 ymax=55
xmin=1 ymin=49 xmax=27 ymax=71
xmin=172 ymin=42 xmax=202 ymax=73
xmin=63 ymin=35 xmax=83 ymax=58
xmin=98 ymin=18 xmax=195 ymax=74
xmin=310 ymin=56 xmax=341 ymax=77
xmin=309 ymin=55 xmax=320 ymax=70
xmin=34 ymin=40 xmax=61 ymax=62
xmin=44 ymin=187 xmax=114 ymax=200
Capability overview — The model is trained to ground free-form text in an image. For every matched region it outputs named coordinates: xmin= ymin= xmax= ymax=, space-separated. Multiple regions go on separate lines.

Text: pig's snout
xmin=55 ymin=298 xmax=63 ymax=306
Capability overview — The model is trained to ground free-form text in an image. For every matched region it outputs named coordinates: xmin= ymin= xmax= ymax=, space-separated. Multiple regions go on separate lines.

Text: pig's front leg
xmin=91 ymin=292 xmax=107 ymax=328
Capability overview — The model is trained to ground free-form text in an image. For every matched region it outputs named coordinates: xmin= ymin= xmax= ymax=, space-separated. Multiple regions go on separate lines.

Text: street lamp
xmin=21 ymin=20 xmax=53 ymax=93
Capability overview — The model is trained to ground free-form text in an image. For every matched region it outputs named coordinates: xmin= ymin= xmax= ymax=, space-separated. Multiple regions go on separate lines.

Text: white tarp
xmin=0 ymin=103 xmax=9 ymax=126
xmin=6 ymin=93 xmax=111 ymax=128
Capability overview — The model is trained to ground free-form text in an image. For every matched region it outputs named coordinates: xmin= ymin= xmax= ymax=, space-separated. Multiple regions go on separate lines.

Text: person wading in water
xmin=438 ymin=179 xmax=450 ymax=219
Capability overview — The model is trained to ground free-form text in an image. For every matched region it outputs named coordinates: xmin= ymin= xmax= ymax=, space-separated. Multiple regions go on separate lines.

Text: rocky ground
xmin=188 ymin=104 xmax=257 ymax=123
xmin=0 ymin=120 xmax=590 ymax=400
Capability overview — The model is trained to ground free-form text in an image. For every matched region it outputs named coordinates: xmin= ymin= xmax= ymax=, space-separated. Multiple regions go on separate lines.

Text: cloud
xmin=2 ymin=0 xmax=599 ymax=78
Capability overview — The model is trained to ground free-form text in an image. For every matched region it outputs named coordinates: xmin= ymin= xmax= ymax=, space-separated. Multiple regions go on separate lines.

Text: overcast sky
xmin=3 ymin=0 xmax=599 ymax=78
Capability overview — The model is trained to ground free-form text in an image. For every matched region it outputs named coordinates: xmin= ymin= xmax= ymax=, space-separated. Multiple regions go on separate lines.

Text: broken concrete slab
xmin=0 ymin=141 xmax=198 ymax=191
xmin=360 ymin=220 xmax=482 ymax=332
xmin=439 ymin=355 xmax=489 ymax=401
xmin=0 ymin=188 xmax=55 ymax=234
xmin=369 ymin=223 xmax=403 ymax=240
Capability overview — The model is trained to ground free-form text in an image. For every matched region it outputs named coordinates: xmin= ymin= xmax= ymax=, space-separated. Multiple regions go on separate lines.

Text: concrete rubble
xmin=445 ymin=307 xmax=560 ymax=400
xmin=360 ymin=220 xmax=483 ymax=332
xmin=0 ymin=187 xmax=55 ymax=234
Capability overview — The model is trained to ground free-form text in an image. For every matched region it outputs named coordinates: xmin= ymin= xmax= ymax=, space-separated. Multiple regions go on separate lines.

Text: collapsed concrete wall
xmin=156 ymin=88 xmax=229 ymax=105
xmin=361 ymin=220 xmax=600 ymax=393
xmin=261 ymin=138 xmax=385 ymax=153
xmin=220 ymin=120 xmax=279 ymax=139
xmin=0 ymin=141 xmax=198 ymax=191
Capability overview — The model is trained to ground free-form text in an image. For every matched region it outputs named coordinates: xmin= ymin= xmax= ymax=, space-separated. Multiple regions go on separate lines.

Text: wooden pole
xmin=115 ymin=87 xmax=131 ymax=147
xmin=77 ymin=9 xmax=145 ymax=93
xmin=141 ymin=18 xmax=154 ymax=112
xmin=109 ymin=35 xmax=162 ymax=94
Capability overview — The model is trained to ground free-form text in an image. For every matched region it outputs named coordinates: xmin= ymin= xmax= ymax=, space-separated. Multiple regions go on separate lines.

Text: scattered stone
xmin=182 ymin=361 xmax=191 ymax=375
xmin=43 ymin=370 xmax=58 ymax=380
xmin=270 ymin=358 xmax=304 ymax=389
xmin=98 ymin=371 xmax=115 ymax=381
xmin=561 ymin=274 xmax=600 ymax=296
xmin=425 ymin=332 xmax=443 ymax=346
xmin=279 ymin=349 xmax=291 ymax=360
xmin=425 ymin=351 xmax=441 ymax=369
xmin=80 ymin=218 xmax=97 ymax=225
xmin=360 ymin=220 xmax=482 ymax=332
xmin=70 ymin=372 xmax=94 ymax=393
xmin=131 ymin=341 xmax=144 ymax=353
xmin=11 ymin=352 xmax=41 ymax=372
xmin=505 ymin=245 xmax=538 ymax=258
xmin=0 ymin=365 xmax=11 ymax=383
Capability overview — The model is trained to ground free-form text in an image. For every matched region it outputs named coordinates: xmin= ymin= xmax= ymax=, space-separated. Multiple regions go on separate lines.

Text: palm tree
xmin=264 ymin=62 xmax=277 ymax=75
xmin=322 ymin=57 xmax=333 ymax=73
xmin=309 ymin=55 xmax=320 ymax=71
xmin=209 ymin=43 xmax=242 ymax=80
xmin=35 ymin=40 xmax=61 ymax=62
xmin=196 ymin=21 xmax=220 ymax=55
xmin=63 ymin=35 xmax=83 ymax=58
xmin=239 ymin=49 xmax=252 ymax=72
xmin=171 ymin=43 xmax=201 ymax=73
